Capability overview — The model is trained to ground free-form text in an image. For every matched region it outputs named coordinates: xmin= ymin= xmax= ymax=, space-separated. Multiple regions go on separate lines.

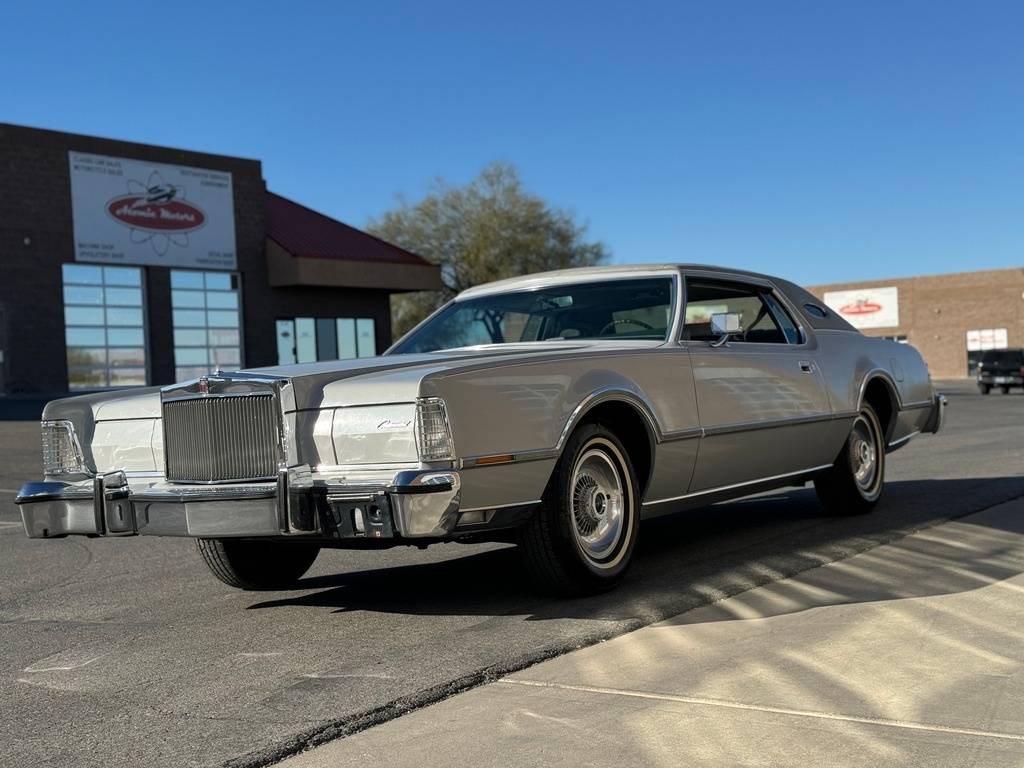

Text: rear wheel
xmin=517 ymin=423 xmax=639 ymax=596
xmin=196 ymin=539 xmax=320 ymax=590
xmin=814 ymin=404 xmax=885 ymax=515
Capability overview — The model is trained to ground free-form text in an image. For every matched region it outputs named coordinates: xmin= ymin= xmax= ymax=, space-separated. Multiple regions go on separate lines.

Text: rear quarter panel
xmin=815 ymin=329 xmax=935 ymax=445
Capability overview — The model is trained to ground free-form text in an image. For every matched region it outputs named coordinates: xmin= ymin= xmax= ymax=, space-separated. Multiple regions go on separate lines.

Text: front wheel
xmin=814 ymin=404 xmax=885 ymax=515
xmin=517 ymin=423 xmax=639 ymax=596
xmin=1001 ymin=386 xmax=1011 ymax=394
xmin=979 ymin=384 xmax=991 ymax=395
xmin=196 ymin=539 xmax=320 ymax=590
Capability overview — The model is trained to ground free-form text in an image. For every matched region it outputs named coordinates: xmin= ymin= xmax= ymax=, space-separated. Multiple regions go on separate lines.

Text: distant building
xmin=0 ymin=123 xmax=441 ymax=395
xmin=808 ymin=267 xmax=1024 ymax=378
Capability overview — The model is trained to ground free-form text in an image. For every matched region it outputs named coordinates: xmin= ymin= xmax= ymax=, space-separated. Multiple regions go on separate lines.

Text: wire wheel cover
xmin=570 ymin=446 xmax=626 ymax=562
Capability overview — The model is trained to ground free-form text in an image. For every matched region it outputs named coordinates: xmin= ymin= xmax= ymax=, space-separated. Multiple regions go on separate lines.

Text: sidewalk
xmin=280 ymin=498 xmax=1024 ymax=767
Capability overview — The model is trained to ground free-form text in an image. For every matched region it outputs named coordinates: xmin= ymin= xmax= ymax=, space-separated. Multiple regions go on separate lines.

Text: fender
xmin=555 ymin=386 xmax=661 ymax=453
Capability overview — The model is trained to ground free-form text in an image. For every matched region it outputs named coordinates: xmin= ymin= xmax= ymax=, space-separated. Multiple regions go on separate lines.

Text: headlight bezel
xmin=414 ymin=397 xmax=455 ymax=462
xmin=41 ymin=419 xmax=89 ymax=477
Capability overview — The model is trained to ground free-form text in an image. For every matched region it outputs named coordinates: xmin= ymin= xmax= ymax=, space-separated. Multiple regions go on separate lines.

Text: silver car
xmin=17 ymin=265 xmax=945 ymax=595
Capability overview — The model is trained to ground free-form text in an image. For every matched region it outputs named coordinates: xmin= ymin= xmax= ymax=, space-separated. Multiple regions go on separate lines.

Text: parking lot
xmin=1 ymin=380 xmax=1022 ymax=768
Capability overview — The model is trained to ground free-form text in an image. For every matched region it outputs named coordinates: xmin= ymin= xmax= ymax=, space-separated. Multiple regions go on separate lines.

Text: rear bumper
xmin=978 ymin=374 xmax=1023 ymax=387
xmin=16 ymin=468 xmax=461 ymax=541
xmin=922 ymin=392 xmax=947 ymax=435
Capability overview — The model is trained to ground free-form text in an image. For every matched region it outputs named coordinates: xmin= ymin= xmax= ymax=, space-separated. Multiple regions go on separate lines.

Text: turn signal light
xmin=41 ymin=419 xmax=88 ymax=476
xmin=415 ymin=398 xmax=455 ymax=462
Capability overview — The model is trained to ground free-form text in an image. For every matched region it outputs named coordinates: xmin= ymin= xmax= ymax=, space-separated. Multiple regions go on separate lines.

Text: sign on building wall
xmin=966 ymin=328 xmax=1008 ymax=351
xmin=68 ymin=151 xmax=236 ymax=269
xmin=822 ymin=286 xmax=899 ymax=329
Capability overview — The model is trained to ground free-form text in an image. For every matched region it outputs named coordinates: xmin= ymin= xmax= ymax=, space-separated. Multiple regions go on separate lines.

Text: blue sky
xmin=4 ymin=1 xmax=1022 ymax=285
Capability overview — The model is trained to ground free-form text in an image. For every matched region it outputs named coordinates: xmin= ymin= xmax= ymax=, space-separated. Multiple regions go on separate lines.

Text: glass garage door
xmin=171 ymin=270 xmax=242 ymax=381
xmin=62 ymin=264 xmax=147 ymax=389
xmin=275 ymin=317 xmax=376 ymax=365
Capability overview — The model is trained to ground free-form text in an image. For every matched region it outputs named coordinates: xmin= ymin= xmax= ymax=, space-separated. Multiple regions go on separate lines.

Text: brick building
xmin=809 ymin=267 xmax=1024 ymax=378
xmin=0 ymin=123 xmax=441 ymax=395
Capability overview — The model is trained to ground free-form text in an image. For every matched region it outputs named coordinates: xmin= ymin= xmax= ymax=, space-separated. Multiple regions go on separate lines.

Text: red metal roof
xmin=265 ymin=191 xmax=429 ymax=266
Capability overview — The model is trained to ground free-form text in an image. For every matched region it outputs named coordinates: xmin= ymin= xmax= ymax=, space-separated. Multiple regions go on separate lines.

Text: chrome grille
xmin=163 ymin=395 xmax=280 ymax=482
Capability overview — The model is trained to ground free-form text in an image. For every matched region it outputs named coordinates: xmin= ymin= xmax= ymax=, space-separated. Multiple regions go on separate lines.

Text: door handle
xmin=799 ymin=360 xmax=815 ymax=373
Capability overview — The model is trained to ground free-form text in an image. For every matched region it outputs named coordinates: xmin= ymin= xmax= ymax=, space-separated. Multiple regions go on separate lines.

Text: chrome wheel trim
xmin=850 ymin=414 xmax=881 ymax=495
xmin=569 ymin=441 xmax=630 ymax=566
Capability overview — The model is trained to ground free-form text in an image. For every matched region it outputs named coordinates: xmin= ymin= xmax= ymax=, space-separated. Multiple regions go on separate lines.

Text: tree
xmin=368 ymin=162 xmax=609 ymax=337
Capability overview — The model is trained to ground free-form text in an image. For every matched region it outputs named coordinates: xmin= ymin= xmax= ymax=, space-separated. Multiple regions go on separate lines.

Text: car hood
xmin=43 ymin=340 xmax=663 ymax=422
xmin=251 ymin=341 xmax=652 ymax=410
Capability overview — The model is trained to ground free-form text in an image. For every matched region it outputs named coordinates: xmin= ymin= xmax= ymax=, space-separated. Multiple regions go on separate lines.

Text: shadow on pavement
xmin=248 ymin=476 xmax=1024 ymax=625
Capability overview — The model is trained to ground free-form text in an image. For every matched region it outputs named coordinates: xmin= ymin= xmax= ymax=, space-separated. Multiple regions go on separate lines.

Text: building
xmin=0 ymin=123 xmax=441 ymax=395
xmin=808 ymin=267 xmax=1024 ymax=378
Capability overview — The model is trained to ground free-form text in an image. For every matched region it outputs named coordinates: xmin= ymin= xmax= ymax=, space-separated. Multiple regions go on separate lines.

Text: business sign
xmin=966 ymin=328 xmax=1008 ymax=351
xmin=823 ymin=286 xmax=899 ymax=329
xmin=69 ymin=151 xmax=236 ymax=269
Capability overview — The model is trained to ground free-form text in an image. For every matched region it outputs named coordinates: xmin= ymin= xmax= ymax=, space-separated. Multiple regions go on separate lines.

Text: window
xmin=62 ymin=264 xmax=146 ymax=389
xmin=682 ymin=280 xmax=792 ymax=344
xmin=803 ymin=303 xmax=829 ymax=318
xmin=171 ymin=270 xmax=242 ymax=382
xmin=276 ymin=317 xmax=377 ymax=364
xmin=391 ymin=278 xmax=675 ymax=354
xmin=762 ymin=293 xmax=802 ymax=344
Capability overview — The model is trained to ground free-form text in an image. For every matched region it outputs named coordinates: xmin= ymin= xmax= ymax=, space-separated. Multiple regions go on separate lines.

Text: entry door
xmin=683 ymin=277 xmax=831 ymax=492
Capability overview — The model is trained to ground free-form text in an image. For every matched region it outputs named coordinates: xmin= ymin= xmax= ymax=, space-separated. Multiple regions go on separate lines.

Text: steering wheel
xmin=598 ymin=318 xmax=656 ymax=336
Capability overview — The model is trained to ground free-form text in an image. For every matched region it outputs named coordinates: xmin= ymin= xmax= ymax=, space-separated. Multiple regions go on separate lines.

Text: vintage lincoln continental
xmin=17 ymin=265 xmax=945 ymax=595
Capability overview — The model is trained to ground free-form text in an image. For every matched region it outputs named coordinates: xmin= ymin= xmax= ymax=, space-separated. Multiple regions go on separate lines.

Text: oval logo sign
xmin=106 ymin=189 xmax=206 ymax=233
xmin=839 ymin=299 xmax=883 ymax=316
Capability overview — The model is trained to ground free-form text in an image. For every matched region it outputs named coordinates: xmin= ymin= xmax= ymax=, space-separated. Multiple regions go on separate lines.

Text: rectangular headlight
xmin=41 ymin=419 xmax=88 ymax=476
xmin=415 ymin=398 xmax=454 ymax=462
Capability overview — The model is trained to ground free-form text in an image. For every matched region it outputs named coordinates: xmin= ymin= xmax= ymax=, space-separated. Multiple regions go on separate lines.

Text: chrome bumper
xmin=16 ymin=468 xmax=461 ymax=541
xmin=923 ymin=392 xmax=947 ymax=434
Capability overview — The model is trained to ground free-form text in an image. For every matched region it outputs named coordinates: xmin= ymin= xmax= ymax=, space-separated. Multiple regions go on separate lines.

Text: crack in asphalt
xmin=227 ymin=488 xmax=1024 ymax=768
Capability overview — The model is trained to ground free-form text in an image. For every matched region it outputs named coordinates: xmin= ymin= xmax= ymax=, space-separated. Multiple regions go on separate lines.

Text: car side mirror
xmin=709 ymin=312 xmax=742 ymax=347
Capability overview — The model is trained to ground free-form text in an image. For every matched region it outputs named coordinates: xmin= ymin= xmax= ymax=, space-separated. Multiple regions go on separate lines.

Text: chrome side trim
xmin=642 ymin=464 xmax=834 ymax=507
xmin=702 ymin=413 xmax=833 ymax=437
xmin=901 ymin=400 xmax=934 ymax=411
xmin=887 ymin=430 xmax=920 ymax=449
xmin=460 ymin=448 xmax=558 ymax=468
xmin=661 ymin=427 xmax=703 ymax=442
xmin=830 ymin=410 xmax=859 ymax=421
xmin=459 ymin=499 xmax=542 ymax=514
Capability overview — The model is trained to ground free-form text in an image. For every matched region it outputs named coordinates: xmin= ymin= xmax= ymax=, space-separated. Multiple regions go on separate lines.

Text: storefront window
xmin=62 ymin=264 xmax=146 ymax=389
xmin=275 ymin=317 xmax=376 ymax=365
xmin=171 ymin=270 xmax=242 ymax=381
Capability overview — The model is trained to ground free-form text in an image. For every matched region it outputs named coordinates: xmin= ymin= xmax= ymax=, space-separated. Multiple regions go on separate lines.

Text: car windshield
xmin=391 ymin=277 xmax=676 ymax=354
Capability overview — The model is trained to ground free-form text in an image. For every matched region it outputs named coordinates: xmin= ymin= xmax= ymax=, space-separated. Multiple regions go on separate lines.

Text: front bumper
xmin=923 ymin=392 xmax=947 ymax=435
xmin=15 ymin=468 xmax=461 ymax=541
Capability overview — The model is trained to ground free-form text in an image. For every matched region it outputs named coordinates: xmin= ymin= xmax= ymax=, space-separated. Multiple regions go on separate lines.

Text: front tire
xmin=196 ymin=539 xmax=320 ymax=590
xmin=814 ymin=404 xmax=885 ymax=515
xmin=517 ymin=423 xmax=639 ymax=596
xmin=979 ymin=384 xmax=991 ymax=395
xmin=1002 ymin=385 xmax=1011 ymax=394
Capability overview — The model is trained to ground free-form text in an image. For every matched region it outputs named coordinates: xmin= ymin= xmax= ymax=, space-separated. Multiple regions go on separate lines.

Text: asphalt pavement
xmin=1 ymin=380 xmax=1021 ymax=768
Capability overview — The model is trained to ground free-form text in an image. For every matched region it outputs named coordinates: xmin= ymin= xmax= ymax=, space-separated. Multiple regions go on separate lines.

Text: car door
xmin=682 ymin=273 xmax=832 ymax=492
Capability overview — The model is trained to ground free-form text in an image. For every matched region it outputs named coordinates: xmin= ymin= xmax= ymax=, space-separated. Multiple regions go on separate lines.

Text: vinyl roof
xmin=265 ymin=191 xmax=430 ymax=266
